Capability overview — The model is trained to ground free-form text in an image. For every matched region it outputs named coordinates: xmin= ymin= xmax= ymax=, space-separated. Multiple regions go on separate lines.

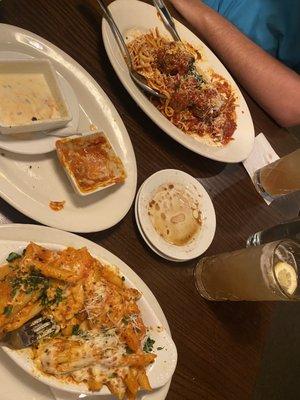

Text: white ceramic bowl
xmin=0 ymin=58 xmax=72 ymax=134
xmin=55 ymin=132 xmax=126 ymax=196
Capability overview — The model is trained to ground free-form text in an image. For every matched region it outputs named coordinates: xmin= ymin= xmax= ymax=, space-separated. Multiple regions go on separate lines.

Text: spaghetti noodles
xmin=127 ymin=28 xmax=237 ymax=146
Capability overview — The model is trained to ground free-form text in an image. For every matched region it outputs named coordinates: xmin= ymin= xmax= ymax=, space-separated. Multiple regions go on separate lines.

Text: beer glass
xmin=253 ymin=149 xmax=300 ymax=201
xmin=194 ymin=239 xmax=300 ymax=301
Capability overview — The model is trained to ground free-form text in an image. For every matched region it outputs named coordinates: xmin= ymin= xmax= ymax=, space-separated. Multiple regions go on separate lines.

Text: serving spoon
xmin=96 ymin=0 xmax=166 ymax=99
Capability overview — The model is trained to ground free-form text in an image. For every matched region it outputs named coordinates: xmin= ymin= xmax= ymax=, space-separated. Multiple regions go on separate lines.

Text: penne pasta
xmin=124 ymin=369 xmax=139 ymax=395
xmin=1 ymin=243 xmax=157 ymax=400
xmin=100 ymin=266 xmax=124 ymax=288
xmin=2 ymin=301 xmax=43 ymax=333
xmin=123 ymin=353 xmax=156 ymax=367
xmin=33 ymin=263 xmax=80 ymax=282
xmin=122 ymin=325 xmax=140 ymax=352
xmin=0 ymin=264 xmax=10 ymax=281
xmin=137 ymin=369 xmax=152 ymax=391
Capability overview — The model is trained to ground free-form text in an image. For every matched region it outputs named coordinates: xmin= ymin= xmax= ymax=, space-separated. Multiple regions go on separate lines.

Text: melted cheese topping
xmin=1 ymin=243 xmax=156 ymax=398
xmin=39 ymin=331 xmax=125 ymax=375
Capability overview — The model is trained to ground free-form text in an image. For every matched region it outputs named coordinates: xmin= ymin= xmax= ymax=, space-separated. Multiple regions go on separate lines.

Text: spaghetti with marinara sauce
xmin=127 ymin=28 xmax=237 ymax=146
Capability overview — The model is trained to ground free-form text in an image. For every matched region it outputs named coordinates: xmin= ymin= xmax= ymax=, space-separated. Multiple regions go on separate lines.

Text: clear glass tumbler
xmin=247 ymin=218 xmax=300 ymax=246
xmin=253 ymin=149 xmax=300 ymax=202
xmin=194 ymin=239 xmax=300 ymax=301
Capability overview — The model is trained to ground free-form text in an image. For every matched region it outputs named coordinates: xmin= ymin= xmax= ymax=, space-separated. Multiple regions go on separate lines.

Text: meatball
xmin=170 ymin=90 xmax=192 ymax=111
xmin=191 ymin=88 xmax=222 ymax=121
xmin=156 ymin=43 xmax=195 ymax=76
xmin=169 ymin=76 xmax=201 ymax=111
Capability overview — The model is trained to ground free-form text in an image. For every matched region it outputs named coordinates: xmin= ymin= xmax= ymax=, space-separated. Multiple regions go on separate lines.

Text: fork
xmin=1 ymin=316 xmax=60 ymax=349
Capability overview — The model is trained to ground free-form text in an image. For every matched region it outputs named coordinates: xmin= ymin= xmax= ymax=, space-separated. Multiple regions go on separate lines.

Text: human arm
xmin=169 ymin=0 xmax=300 ymax=127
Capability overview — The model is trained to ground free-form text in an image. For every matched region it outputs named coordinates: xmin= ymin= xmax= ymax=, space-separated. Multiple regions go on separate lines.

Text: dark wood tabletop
xmin=0 ymin=1 xmax=299 ymax=399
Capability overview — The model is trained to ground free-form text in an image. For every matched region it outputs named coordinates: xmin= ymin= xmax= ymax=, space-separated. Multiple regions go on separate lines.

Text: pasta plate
xmin=0 ymin=227 xmax=177 ymax=397
xmin=102 ymin=0 xmax=255 ymax=163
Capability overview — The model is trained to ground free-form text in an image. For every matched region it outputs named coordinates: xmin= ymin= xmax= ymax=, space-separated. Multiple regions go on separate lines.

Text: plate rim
xmin=0 ymin=223 xmax=173 ymax=399
xmin=102 ymin=0 xmax=255 ymax=163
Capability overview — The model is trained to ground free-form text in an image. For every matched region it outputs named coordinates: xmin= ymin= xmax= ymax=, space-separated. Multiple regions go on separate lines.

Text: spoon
xmin=96 ymin=0 xmax=166 ymax=99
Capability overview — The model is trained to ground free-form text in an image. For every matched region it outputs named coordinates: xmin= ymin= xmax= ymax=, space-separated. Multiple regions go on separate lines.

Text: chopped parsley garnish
xmin=125 ymin=345 xmax=134 ymax=354
xmin=40 ymin=285 xmax=63 ymax=307
xmin=72 ymin=324 xmax=80 ymax=335
xmin=188 ymin=65 xmax=204 ymax=85
xmin=143 ymin=337 xmax=155 ymax=353
xmin=72 ymin=324 xmax=89 ymax=338
xmin=11 ymin=277 xmax=22 ymax=297
xmin=6 ymin=252 xmax=21 ymax=262
xmin=10 ymin=268 xmax=51 ymax=301
xmin=54 ymin=287 xmax=63 ymax=305
xmin=122 ymin=315 xmax=130 ymax=325
xmin=3 ymin=305 xmax=13 ymax=316
xmin=40 ymin=292 xmax=49 ymax=306
xmin=25 ymin=268 xmax=48 ymax=294
xmin=157 ymin=346 xmax=164 ymax=351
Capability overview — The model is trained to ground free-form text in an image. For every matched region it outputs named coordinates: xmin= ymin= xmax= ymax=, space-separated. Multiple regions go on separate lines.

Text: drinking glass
xmin=194 ymin=239 xmax=300 ymax=301
xmin=247 ymin=218 xmax=300 ymax=246
xmin=253 ymin=149 xmax=300 ymax=202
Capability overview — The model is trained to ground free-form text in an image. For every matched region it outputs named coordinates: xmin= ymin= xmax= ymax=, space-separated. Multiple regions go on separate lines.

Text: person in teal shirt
xmin=202 ymin=0 xmax=300 ymax=73
xmin=170 ymin=0 xmax=300 ymax=127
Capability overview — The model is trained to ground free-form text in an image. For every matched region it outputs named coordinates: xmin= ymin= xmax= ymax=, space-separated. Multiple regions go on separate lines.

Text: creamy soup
xmin=0 ymin=73 xmax=62 ymax=126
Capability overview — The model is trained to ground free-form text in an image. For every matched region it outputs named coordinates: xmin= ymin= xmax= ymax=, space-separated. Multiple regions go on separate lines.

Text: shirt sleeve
xmin=202 ymin=0 xmax=300 ymax=73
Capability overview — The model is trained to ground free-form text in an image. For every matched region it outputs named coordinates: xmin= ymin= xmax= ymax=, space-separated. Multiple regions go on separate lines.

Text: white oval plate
xmin=135 ymin=182 xmax=182 ymax=262
xmin=0 ymin=24 xmax=137 ymax=233
xmin=0 ymin=224 xmax=176 ymax=398
xmin=138 ymin=170 xmax=216 ymax=261
xmin=102 ymin=0 xmax=254 ymax=163
xmin=0 ymin=51 xmax=80 ymax=155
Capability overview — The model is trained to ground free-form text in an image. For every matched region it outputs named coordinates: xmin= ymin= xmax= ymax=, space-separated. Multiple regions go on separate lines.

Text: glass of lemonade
xmin=247 ymin=218 xmax=300 ymax=246
xmin=253 ymin=149 xmax=300 ymax=201
xmin=194 ymin=239 xmax=300 ymax=301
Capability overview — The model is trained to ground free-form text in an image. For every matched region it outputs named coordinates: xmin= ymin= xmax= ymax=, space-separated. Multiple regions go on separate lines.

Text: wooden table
xmin=0 ymin=1 xmax=299 ymax=399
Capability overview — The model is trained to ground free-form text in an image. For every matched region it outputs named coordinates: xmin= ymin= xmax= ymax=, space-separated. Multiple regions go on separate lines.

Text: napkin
xmin=243 ymin=132 xmax=279 ymax=204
